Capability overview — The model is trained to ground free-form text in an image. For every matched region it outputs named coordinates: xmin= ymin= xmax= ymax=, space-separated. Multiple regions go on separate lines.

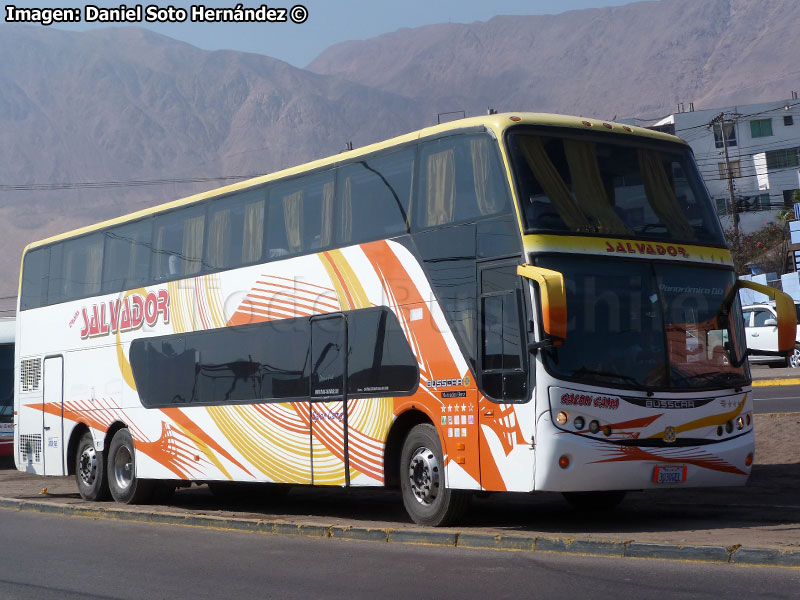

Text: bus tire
xmin=75 ymin=431 xmax=110 ymax=501
xmin=107 ymin=428 xmax=154 ymax=504
xmin=400 ymin=424 xmax=470 ymax=526
xmin=562 ymin=490 xmax=626 ymax=512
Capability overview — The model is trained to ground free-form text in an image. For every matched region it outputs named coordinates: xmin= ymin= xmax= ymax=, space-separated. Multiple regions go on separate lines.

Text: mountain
xmin=308 ymin=0 xmax=800 ymax=119
xmin=1 ymin=0 xmax=799 ymax=306
xmin=0 ymin=25 xmax=424 ymax=296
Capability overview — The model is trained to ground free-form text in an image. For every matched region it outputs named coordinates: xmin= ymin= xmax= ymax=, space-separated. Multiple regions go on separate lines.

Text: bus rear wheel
xmin=75 ymin=431 xmax=110 ymax=501
xmin=400 ymin=424 xmax=470 ymax=526
xmin=107 ymin=428 xmax=154 ymax=504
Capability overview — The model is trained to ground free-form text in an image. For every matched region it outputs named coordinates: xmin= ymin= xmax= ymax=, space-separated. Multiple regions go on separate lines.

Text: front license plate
xmin=653 ymin=465 xmax=687 ymax=484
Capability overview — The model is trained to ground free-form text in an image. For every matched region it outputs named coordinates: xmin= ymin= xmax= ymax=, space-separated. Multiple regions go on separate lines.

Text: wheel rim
xmin=113 ymin=445 xmax=134 ymax=491
xmin=78 ymin=445 xmax=97 ymax=486
xmin=790 ymin=349 xmax=800 ymax=369
xmin=408 ymin=446 xmax=440 ymax=505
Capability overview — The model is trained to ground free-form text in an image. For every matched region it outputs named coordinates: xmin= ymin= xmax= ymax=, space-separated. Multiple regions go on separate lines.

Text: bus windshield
xmin=507 ymin=127 xmax=725 ymax=246
xmin=0 ymin=344 xmax=12 ymax=422
xmin=535 ymin=255 xmax=749 ymax=391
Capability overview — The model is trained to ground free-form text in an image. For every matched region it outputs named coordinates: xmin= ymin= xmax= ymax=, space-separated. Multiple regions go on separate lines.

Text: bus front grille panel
xmin=20 ymin=358 xmax=42 ymax=392
xmin=19 ymin=434 xmax=42 ymax=463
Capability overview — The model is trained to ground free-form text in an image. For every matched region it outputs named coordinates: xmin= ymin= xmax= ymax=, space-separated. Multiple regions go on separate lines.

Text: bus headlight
xmin=556 ymin=411 xmax=569 ymax=426
xmin=573 ymin=416 xmax=585 ymax=430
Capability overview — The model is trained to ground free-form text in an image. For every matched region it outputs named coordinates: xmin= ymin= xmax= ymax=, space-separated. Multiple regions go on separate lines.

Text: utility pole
xmin=714 ymin=112 xmax=738 ymax=235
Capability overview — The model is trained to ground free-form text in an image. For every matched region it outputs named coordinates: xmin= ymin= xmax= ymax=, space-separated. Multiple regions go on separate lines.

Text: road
xmin=0 ymin=509 xmax=798 ymax=600
xmin=752 ymin=383 xmax=800 ymax=413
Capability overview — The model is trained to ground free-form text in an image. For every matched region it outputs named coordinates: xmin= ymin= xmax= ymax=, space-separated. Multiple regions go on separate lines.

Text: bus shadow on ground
xmin=160 ymin=462 xmax=800 ymax=535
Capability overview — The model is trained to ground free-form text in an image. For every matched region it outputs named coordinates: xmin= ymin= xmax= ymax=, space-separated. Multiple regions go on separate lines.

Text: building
xmin=628 ymin=95 xmax=800 ymax=234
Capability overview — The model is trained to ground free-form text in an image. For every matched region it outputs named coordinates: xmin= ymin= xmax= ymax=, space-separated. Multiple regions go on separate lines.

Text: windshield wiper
xmin=671 ymin=370 xmax=746 ymax=387
xmin=571 ymin=367 xmax=647 ymax=390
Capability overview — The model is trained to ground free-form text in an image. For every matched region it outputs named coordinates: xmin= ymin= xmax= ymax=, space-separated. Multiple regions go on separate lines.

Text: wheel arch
xmin=384 ymin=409 xmax=434 ymax=488
xmin=65 ymin=423 xmax=89 ymax=476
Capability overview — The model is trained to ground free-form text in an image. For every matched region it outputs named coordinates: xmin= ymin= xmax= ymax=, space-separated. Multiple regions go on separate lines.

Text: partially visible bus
xmin=0 ymin=319 xmax=14 ymax=457
xmin=14 ymin=112 xmax=795 ymax=526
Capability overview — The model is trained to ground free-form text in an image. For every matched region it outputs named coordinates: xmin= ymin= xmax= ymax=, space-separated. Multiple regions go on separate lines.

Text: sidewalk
xmin=750 ymin=364 xmax=800 ymax=385
xmin=1 ymin=413 xmax=800 ymax=567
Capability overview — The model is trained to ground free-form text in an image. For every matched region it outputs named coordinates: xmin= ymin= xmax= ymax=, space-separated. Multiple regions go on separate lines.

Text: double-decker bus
xmin=0 ymin=319 xmax=13 ymax=457
xmin=14 ymin=113 xmax=795 ymax=526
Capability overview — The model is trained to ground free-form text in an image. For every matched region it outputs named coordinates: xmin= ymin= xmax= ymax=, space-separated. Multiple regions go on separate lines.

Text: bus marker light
xmin=558 ymin=455 xmax=570 ymax=469
xmin=589 ymin=420 xmax=600 ymax=434
xmin=456 ymin=443 xmax=465 ymax=451
xmin=745 ymin=453 xmax=753 ymax=467
xmin=603 ymin=425 xmax=612 ymax=437
xmin=510 ymin=116 xmax=522 ymax=122
xmin=736 ymin=416 xmax=744 ymax=430
xmin=581 ymin=120 xmax=592 ymax=127
xmin=456 ymin=457 xmax=465 ymax=464
xmin=623 ymin=126 xmax=633 ymax=132
xmin=556 ymin=411 xmax=568 ymax=425
xmin=602 ymin=123 xmax=613 ymax=129
xmin=574 ymin=416 xmax=585 ymax=430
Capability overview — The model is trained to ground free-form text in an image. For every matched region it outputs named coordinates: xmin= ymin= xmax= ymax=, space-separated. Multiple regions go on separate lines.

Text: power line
xmin=0 ymin=174 xmax=257 ymax=193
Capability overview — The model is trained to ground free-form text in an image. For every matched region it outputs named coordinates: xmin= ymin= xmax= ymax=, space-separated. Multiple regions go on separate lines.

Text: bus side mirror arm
xmin=517 ymin=264 xmax=567 ymax=347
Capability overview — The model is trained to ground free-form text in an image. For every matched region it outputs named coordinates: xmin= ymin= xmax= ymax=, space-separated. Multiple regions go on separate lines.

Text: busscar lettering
xmin=5 ymin=5 xmax=81 ymax=25
xmin=80 ymin=290 xmax=169 ymax=339
xmin=604 ymin=240 xmax=689 ymax=259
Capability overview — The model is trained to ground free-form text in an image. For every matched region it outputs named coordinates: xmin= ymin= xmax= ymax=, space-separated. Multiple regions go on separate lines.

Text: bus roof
xmin=22 ymin=112 xmax=685 ymax=253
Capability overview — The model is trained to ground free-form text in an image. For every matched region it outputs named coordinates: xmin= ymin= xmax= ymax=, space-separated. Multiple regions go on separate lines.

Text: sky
xmin=5 ymin=0 xmax=635 ymax=67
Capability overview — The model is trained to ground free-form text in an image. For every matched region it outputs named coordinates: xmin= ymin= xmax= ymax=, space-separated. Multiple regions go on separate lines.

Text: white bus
xmin=14 ymin=113 xmax=796 ymax=525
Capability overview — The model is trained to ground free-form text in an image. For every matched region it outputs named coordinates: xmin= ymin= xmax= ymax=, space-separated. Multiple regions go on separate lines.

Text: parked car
xmin=741 ymin=302 xmax=800 ymax=368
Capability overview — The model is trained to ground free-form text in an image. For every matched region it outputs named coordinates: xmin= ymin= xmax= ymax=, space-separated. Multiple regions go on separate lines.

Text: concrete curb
xmin=2 ymin=497 xmax=799 ymax=568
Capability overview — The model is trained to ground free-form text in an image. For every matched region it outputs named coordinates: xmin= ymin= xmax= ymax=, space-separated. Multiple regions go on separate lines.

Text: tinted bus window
xmin=152 ymin=206 xmax=206 ymax=281
xmin=338 ymin=149 xmax=413 ymax=245
xmin=102 ymin=220 xmax=152 ymax=293
xmin=20 ymin=248 xmax=48 ymax=310
xmin=267 ymin=172 xmax=336 ymax=258
xmin=415 ymin=134 xmax=510 ymax=230
xmin=205 ymin=189 xmax=266 ymax=271
xmin=58 ymin=233 xmax=104 ymax=301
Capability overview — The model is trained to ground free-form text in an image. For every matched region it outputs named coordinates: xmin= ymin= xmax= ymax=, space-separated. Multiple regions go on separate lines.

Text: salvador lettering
xmin=79 ymin=290 xmax=169 ymax=339
xmin=604 ymin=240 xmax=689 ymax=259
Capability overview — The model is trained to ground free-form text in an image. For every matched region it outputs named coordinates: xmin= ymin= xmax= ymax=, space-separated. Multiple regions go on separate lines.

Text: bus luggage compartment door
xmin=42 ymin=355 xmax=65 ymax=476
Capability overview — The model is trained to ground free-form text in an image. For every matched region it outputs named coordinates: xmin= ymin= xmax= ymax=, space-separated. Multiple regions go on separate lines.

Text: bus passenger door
xmin=42 ymin=355 xmax=65 ymax=476
xmin=309 ymin=315 xmax=349 ymax=486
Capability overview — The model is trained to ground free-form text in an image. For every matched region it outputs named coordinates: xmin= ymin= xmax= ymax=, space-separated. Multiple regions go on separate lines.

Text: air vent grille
xmin=20 ymin=358 xmax=42 ymax=392
xmin=19 ymin=434 xmax=42 ymax=463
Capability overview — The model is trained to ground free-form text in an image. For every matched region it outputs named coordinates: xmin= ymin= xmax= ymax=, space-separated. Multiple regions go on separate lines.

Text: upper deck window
xmin=507 ymin=127 xmax=724 ymax=246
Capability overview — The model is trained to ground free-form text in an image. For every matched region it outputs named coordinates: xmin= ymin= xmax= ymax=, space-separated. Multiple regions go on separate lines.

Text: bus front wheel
xmin=107 ymin=428 xmax=154 ymax=504
xmin=75 ymin=431 xmax=110 ymax=501
xmin=400 ymin=424 xmax=470 ymax=526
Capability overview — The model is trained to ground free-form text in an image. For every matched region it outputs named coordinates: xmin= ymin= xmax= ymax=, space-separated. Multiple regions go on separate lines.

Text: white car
xmin=742 ymin=302 xmax=800 ymax=368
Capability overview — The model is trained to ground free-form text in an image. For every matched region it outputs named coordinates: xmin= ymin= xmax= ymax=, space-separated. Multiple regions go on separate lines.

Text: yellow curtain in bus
xmin=85 ymin=240 xmax=103 ymax=294
xmin=320 ymin=181 xmax=335 ymax=248
xmin=242 ymin=199 xmax=264 ymax=263
xmin=563 ymin=139 xmax=632 ymax=235
xmin=471 ymin=137 xmax=502 ymax=216
xmin=182 ymin=215 xmax=205 ymax=275
xmin=341 ymin=176 xmax=353 ymax=243
xmin=637 ymin=149 xmax=696 ymax=240
xmin=518 ymin=137 xmax=591 ymax=231
xmin=283 ymin=190 xmax=304 ymax=253
xmin=425 ymin=149 xmax=455 ymax=226
xmin=206 ymin=208 xmax=231 ymax=269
